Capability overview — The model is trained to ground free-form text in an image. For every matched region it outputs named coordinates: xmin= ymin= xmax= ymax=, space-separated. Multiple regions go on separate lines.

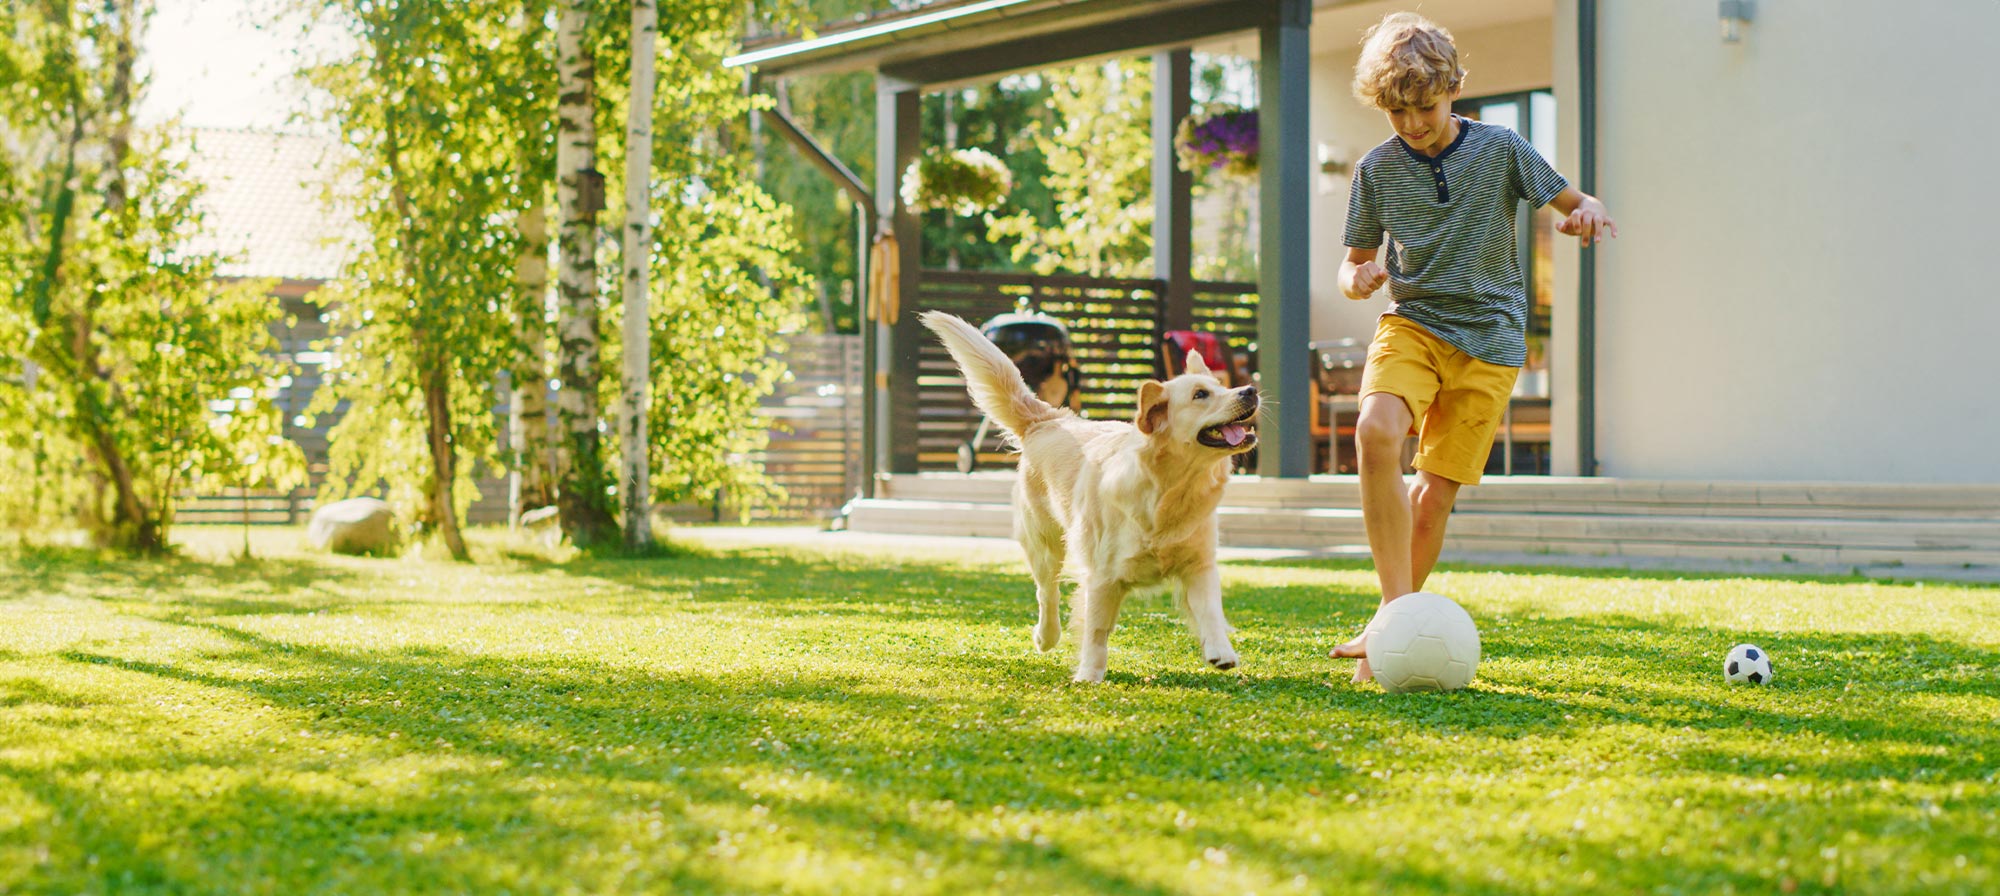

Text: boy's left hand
xmin=1558 ymin=198 xmax=1618 ymax=248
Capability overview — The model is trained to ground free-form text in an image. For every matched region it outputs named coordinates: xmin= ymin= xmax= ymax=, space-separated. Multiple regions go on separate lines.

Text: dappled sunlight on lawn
xmin=0 ymin=526 xmax=1993 ymax=893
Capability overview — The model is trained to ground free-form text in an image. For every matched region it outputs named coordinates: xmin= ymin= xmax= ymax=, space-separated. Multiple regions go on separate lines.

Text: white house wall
xmin=1590 ymin=1 xmax=2000 ymax=483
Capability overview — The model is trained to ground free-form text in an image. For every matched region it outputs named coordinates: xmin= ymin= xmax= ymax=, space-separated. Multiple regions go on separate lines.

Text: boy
xmin=1330 ymin=13 xmax=1617 ymax=683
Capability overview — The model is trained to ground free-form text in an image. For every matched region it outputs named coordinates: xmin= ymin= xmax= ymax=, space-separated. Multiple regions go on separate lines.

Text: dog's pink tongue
xmin=1220 ymin=423 xmax=1247 ymax=446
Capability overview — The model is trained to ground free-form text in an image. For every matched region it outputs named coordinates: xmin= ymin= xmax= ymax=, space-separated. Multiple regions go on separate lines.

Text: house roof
xmin=730 ymin=0 xmax=1048 ymax=69
xmin=180 ymin=128 xmax=363 ymax=283
xmin=727 ymin=0 xmax=1279 ymax=84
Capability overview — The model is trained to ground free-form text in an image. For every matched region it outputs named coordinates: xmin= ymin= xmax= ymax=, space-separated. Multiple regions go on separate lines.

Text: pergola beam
xmin=757 ymin=107 xmax=873 ymax=211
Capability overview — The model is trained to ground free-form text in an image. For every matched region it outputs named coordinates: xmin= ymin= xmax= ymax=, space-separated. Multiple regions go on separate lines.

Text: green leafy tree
xmin=0 ymin=0 xmax=302 ymax=552
xmin=979 ymin=54 xmax=1260 ymax=281
xmin=751 ymin=0 xmax=879 ymax=334
xmin=764 ymin=67 xmax=875 ymax=333
xmin=600 ymin=0 xmax=812 ymax=519
xmin=986 ymin=59 xmax=1155 ymax=277
xmin=293 ymin=0 xmax=811 ymax=548
xmin=755 ymin=1 xmax=1059 ymax=327
xmin=300 ymin=0 xmax=530 ymax=560
xmin=916 ymin=80 xmax=1058 ymax=273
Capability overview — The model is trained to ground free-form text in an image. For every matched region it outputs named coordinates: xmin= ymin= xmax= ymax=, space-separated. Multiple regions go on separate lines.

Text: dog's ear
xmin=1184 ymin=349 xmax=1210 ymax=376
xmin=1135 ymin=381 xmax=1169 ymax=434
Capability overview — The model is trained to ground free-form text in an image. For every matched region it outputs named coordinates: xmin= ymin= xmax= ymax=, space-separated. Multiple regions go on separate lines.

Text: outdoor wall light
xmin=1719 ymin=0 xmax=1755 ymax=42
xmin=1318 ymin=143 xmax=1350 ymax=176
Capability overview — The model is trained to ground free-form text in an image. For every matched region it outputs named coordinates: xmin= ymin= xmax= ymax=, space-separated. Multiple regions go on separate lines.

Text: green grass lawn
xmin=1 ymin=526 xmax=1995 ymax=895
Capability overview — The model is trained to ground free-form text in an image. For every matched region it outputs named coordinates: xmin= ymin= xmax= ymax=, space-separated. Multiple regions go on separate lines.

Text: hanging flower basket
xmin=900 ymin=147 xmax=1013 ymax=216
xmin=1175 ymin=105 xmax=1259 ymax=176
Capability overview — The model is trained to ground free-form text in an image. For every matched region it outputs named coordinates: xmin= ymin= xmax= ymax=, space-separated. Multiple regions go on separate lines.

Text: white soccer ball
xmin=1724 ymin=643 xmax=1773 ymax=685
xmin=1366 ymin=592 xmax=1481 ymax=693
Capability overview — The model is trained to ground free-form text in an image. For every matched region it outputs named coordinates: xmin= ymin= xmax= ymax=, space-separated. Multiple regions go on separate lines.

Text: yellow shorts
xmin=1358 ymin=315 xmax=1520 ymax=486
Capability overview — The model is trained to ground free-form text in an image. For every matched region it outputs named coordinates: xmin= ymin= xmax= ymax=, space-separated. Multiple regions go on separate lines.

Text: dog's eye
xmin=1194 ymin=389 xmax=1210 ymax=400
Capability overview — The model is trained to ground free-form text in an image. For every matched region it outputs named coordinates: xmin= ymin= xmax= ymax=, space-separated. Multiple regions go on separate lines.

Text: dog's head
xmin=1134 ymin=350 xmax=1259 ymax=455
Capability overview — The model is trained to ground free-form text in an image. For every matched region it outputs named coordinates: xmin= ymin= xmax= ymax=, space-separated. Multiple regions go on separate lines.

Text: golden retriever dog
xmin=920 ymin=312 xmax=1259 ymax=683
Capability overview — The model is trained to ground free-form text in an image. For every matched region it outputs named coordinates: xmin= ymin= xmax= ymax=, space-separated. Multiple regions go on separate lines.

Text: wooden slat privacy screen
xmin=747 ymin=332 xmax=863 ymax=519
xmin=910 ymin=270 xmax=1258 ymax=472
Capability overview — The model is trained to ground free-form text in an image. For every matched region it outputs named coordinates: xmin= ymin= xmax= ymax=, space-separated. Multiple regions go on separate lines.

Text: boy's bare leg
xmin=1408 ymin=470 xmax=1463 ymax=591
xmin=1332 ymin=393 xmax=1417 ymax=680
xmin=1336 ymin=466 xmax=1466 ymax=684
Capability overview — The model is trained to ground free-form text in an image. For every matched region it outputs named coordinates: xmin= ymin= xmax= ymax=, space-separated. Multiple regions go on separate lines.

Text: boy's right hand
xmin=1346 ymin=260 xmax=1389 ymax=300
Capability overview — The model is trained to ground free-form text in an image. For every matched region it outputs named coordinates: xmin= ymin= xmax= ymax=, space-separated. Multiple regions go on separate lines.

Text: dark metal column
xmin=1577 ymin=0 xmax=1600 ymax=476
xmin=855 ymin=206 xmax=877 ymax=498
xmin=875 ymin=80 xmax=922 ymax=475
xmin=1257 ymin=0 xmax=1312 ymax=477
xmin=1153 ymin=49 xmax=1194 ymax=333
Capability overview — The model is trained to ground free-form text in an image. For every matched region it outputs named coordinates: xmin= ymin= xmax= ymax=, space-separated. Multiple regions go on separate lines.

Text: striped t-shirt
xmin=1343 ymin=116 xmax=1568 ymax=367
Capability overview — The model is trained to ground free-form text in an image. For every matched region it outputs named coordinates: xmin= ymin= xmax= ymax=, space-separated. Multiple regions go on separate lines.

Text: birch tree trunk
xmin=554 ymin=0 xmax=617 ymax=546
xmin=509 ymin=201 xmax=553 ymax=525
xmin=619 ymin=0 xmax=656 ymax=550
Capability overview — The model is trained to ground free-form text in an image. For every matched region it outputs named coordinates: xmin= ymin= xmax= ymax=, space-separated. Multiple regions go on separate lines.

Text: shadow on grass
xmin=37 ymin=623 xmax=1192 ymax=894
xmin=3 ymin=544 xmax=361 ymax=614
xmin=27 ymin=602 xmax=1995 ymax=894
xmin=7 ymin=543 xmax=1997 ymax=893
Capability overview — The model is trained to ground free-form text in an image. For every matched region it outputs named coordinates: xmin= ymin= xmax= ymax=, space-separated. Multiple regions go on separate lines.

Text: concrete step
xmin=878 ymin=473 xmax=2000 ymax=519
xmin=844 ymin=498 xmax=1012 ymax=539
xmin=845 ymin=491 xmax=2000 ymax=568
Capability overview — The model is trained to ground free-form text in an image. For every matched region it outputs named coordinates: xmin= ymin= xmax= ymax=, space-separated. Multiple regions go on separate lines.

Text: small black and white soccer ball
xmin=1724 ymin=643 xmax=1772 ymax=685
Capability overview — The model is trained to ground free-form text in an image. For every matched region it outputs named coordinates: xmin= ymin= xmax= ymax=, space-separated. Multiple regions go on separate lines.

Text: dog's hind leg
xmin=1072 ymin=577 xmax=1130 ymax=683
xmin=1018 ymin=515 xmax=1066 ymax=653
xmin=1181 ymin=565 xmax=1239 ymax=670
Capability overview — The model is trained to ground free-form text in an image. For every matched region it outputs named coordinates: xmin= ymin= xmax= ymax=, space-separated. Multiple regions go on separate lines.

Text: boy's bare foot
xmin=1330 ymin=621 xmax=1380 ymax=685
xmin=1328 ymin=636 xmax=1368 ymax=659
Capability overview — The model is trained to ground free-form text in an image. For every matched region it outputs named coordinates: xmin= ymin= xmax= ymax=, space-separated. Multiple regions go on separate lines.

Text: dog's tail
xmin=919 ymin=311 xmax=1067 ymax=438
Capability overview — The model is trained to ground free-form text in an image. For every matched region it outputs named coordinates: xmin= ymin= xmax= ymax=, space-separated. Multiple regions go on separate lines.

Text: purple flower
xmin=1176 ymin=105 xmax=1260 ymax=176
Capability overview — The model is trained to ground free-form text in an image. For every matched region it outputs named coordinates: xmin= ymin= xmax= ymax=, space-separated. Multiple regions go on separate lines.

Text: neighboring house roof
xmin=181 ymin=128 xmax=363 ymax=283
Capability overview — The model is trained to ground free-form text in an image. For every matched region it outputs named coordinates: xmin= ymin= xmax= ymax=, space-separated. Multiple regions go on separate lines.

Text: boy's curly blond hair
xmin=1352 ymin=12 xmax=1466 ymax=109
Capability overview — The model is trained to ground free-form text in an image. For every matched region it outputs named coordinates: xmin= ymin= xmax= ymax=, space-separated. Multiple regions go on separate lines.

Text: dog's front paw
xmin=1205 ymin=644 xmax=1240 ymax=671
xmin=1033 ymin=620 xmax=1061 ymax=652
xmin=1071 ymin=662 xmax=1107 ymax=684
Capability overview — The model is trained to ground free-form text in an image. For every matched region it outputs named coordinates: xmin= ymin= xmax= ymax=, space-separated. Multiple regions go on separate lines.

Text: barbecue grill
xmin=957 ymin=310 xmax=1081 ymax=473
